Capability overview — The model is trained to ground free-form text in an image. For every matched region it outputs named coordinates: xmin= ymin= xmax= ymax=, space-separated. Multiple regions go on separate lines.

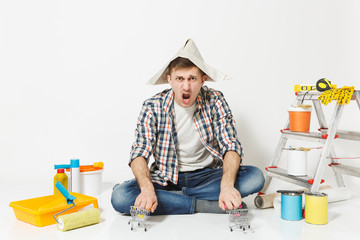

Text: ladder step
xmin=265 ymin=167 xmax=312 ymax=188
xmin=295 ymin=91 xmax=321 ymax=100
xmin=265 ymin=167 xmax=325 ymax=189
xmin=281 ymin=130 xmax=326 ymax=143
xmin=330 ymin=164 xmax=360 ymax=178
xmin=320 ymin=129 xmax=360 ymax=141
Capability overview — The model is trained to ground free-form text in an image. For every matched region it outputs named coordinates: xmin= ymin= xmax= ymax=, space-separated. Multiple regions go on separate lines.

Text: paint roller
xmin=54 ymin=182 xmax=101 ymax=231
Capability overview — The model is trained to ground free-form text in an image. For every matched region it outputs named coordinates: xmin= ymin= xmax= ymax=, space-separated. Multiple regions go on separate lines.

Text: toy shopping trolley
xmin=226 ymin=208 xmax=250 ymax=232
xmin=128 ymin=206 xmax=150 ymax=231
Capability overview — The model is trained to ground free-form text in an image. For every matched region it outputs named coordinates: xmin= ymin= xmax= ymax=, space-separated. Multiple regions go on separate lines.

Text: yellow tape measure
xmin=316 ymin=78 xmax=333 ymax=92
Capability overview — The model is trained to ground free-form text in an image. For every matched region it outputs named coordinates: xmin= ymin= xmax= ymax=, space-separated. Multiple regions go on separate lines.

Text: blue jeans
xmin=111 ymin=165 xmax=264 ymax=215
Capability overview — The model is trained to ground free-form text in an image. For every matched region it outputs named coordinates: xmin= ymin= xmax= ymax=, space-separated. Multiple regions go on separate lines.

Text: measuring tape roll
xmin=316 ymin=78 xmax=332 ymax=92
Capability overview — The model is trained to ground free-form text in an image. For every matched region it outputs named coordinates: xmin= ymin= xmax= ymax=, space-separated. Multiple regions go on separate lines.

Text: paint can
xmin=305 ymin=192 xmax=328 ymax=225
xmin=66 ymin=165 xmax=104 ymax=196
xmin=277 ymin=190 xmax=304 ymax=221
xmin=288 ymin=105 xmax=312 ymax=132
xmin=286 ymin=147 xmax=309 ymax=176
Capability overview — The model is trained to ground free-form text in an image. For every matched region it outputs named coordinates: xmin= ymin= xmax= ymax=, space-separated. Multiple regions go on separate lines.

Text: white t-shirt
xmin=174 ymin=102 xmax=213 ymax=172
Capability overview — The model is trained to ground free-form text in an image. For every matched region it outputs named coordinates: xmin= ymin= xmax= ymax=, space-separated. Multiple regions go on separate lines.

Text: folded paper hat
xmin=147 ymin=39 xmax=232 ymax=85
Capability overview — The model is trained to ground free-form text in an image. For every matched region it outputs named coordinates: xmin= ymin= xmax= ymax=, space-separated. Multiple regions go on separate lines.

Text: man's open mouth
xmin=182 ymin=93 xmax=191 ymax=100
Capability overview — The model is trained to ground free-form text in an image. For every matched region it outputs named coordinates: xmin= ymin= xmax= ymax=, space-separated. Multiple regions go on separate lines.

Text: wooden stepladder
xmin=259 ymin=90 xmax=360 ymax=195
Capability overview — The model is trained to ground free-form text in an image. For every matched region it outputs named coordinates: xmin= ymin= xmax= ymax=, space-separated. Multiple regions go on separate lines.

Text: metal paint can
xmin=277 ymin=190 xmax=304 ymax=221
xmin=305 ymin=192 xmax=328 ymax=225
xmin=286 ymin=148 xmax=309 ymax=176
xmin=288 ymin=105 xmax=312 ymax=132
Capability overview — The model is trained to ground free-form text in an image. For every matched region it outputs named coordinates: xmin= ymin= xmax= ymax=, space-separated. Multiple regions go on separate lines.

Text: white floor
xmin=2 ymin=182 xmax=360 ymax=240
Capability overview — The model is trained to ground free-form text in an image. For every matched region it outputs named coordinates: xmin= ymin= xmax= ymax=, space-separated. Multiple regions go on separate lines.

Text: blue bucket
xmin=277 ymin=190 xmax=303 ymax=221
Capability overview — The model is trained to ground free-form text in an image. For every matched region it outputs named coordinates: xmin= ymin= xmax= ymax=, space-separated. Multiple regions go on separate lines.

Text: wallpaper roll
xmin=254 ymin=192 xmax=281 ymax=209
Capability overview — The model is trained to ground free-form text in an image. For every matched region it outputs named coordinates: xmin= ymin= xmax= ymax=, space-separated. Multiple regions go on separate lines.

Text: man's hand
xmin=219 ymin=151 xmax=242 ymax=211
xmin=218 ymin=185 xmax=242 ymax=210
xmin=135 ymin=187 xmax=158 ymax=213
xmin=130 ymin=157 xmax=158 ymax=213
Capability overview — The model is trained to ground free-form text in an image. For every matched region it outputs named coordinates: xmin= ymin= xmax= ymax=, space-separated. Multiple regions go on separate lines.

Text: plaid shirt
xmin=129 ymin=86 xmax=243 ymax=186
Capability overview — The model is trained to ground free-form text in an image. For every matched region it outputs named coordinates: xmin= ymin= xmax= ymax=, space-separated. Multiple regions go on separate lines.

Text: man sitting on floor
xmin=111 ymin=39 xmax=265 ymax=215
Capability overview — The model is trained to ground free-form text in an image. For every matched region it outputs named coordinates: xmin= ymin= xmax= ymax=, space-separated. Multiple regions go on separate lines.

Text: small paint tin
xmin=305 ymin=192 xmax=328 ymax=225
xmin=288 ymin=105 xmax=312 ymax=132
xmin=286 ymin=148 xmax=309 ymax=176
xmin=277 ymin=190 xmax=304 ymax=221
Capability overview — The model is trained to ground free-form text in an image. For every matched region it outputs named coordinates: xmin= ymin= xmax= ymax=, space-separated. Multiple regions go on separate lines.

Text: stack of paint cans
xmin=277 ymin=190 xmax=328 ymax=225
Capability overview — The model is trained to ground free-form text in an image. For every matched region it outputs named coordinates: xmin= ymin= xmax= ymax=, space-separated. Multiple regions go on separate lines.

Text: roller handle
xmin=55 ymin=181 xmax=76 ymax=204
xmin=54 ymin=164 xmax=70 ymax=169
xmin=54 ymin=160 xmax=79 ymax=169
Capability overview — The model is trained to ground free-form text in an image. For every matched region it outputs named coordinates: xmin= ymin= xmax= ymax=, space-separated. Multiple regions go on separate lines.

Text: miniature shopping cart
xmin=128 ymin=206 xmax=150 ymax=231
xmin=226 ymin=208 xmax=250 ymax=232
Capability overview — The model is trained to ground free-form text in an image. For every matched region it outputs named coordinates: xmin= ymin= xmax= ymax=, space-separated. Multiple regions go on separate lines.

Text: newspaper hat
xmin=147 ymin=39 xmax=232 ymax=85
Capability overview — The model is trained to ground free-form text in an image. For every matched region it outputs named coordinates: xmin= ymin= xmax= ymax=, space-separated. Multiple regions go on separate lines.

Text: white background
xmin=1 ymin=0 xmax=360 ymax=190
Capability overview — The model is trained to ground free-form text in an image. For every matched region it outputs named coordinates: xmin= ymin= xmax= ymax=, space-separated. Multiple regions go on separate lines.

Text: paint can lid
xmin=284 ymin=147 xmax=311 ymax=151
xmin=277 ymin=190 xmax=304 ymax=196
xmin=288 ymin=105 xmax=312 ymax=112
xmin=66 ymin=165 xmax=103 ymax=172
xmin=305 ymin=192 xmax=328 ymax=197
